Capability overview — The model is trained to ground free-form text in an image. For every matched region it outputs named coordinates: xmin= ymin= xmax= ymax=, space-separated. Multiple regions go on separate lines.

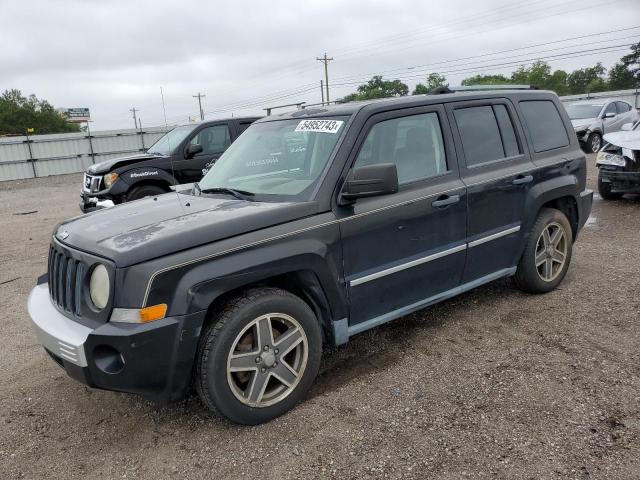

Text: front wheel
xmin=195 ymin=288 xmax=322 ymax=425
xmin=514 ymin=208 xmax=573 ymax=294
xmin=584 ymin=132 xmax=602 ymax=154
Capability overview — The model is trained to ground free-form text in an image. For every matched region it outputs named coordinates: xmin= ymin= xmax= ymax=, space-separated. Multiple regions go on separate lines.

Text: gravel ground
xmin=1 ymin=157 xmax=639 ymax=479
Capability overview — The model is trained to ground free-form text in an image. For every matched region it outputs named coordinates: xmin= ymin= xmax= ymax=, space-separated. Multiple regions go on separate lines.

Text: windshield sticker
xmin=295 ymin=120 xmax=343 ymax=134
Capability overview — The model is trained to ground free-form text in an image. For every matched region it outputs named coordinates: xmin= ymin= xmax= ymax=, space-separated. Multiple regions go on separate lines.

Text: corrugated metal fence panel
xmin=560 ymin=89 xmax=640 ymax=108
xmin=34 ymin=156 xmax=92 ymax=177
xmin=0 ymin=161 xmax=35 ymax=181
xmin=0 ymin=126 xmax=172 ymax=181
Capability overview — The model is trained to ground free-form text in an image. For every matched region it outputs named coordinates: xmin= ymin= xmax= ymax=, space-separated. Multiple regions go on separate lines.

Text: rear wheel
xmin=127 ymin=184 xmax=167 ymax=201
xmin=195 ymin=288 xmax=322 ymax=425
xmin=514 ymin=208 xmax=573 ymax=294
xmin=597 ymin=172 xmax=623 ymax=200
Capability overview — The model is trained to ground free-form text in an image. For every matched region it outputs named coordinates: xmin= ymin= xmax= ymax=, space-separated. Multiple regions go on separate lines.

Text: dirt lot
xmin=0 ymin=157 xmax=639 ymax=479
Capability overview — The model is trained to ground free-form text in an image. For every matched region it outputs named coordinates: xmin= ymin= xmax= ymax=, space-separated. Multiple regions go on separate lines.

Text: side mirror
xmin=340 ymin=163 xmax=398 ymax=204
xmin=186 ymin=144 xmax=203 ymax=158
xmin=603 ymin=112 xmax=616 ymax=119
xmin=621 ymin=123 xmax=634 ymax=131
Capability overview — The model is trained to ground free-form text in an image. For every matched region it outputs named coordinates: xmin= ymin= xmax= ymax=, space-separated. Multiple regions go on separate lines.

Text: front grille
xmin=83 ymin=173 xmax=102 ymax=193
xmin=48 ymin=245 xmax=85 ymax=316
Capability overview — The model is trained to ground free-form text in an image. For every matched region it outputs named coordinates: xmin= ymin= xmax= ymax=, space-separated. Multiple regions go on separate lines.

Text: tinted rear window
xmin=454 ymin=106 xmax=505 ymax=166
xmin=520 ymin=100 xmax=569 ymax=152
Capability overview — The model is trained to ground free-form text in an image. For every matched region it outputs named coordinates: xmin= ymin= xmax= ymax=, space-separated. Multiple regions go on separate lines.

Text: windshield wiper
xmin=199 ymin=186 xmax=255 ymax=201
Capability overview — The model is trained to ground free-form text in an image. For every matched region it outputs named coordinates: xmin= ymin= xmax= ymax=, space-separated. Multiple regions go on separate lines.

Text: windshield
xmin=147 ymin=124 xmax=197 ymax=155
xmin=565 ymin=103 xmax=603 ymax=120
xmin=197 ymin=117 xmax=347 ymax=200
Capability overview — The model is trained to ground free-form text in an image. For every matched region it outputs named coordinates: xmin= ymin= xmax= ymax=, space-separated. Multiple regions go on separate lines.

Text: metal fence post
xmin=24 ymin=131 xmax=37 ymax=178
xmin=86 ymin=122 xmax=96 ymax=163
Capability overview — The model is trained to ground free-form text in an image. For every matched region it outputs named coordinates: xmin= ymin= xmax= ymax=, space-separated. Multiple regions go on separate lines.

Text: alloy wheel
xmin=226 ymin=313 xmax=308 ymax=408
xmin=535 ymin=222 xmax=568 ymax=282
xmin=591 ymin=135 xmax=601 ymax=153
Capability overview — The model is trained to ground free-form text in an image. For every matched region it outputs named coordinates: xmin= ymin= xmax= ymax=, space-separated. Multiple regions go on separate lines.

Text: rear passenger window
xmin=519 ymin=100 xmax=569 ymax=153
xmin=616 ymin=102 xmax=631 ymax=113
xmin=454 ymin=105 xmax=520 ymax=167
xmin=353 ymin=112 xmax=447 ymax=185
xmin=494 ymin=105 xmax=520 ymax=157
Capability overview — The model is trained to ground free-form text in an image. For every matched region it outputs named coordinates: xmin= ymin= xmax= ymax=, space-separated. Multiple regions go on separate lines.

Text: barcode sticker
xmin=295 ymin=119 xmax=344 ymax=134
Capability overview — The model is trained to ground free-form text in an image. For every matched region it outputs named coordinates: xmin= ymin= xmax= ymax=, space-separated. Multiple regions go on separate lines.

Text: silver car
xmin=564 ymin=99 xmax=637 ymax=154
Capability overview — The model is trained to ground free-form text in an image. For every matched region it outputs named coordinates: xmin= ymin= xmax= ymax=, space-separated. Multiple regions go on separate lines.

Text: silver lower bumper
xmin=27 ymin=284 xmax=92 ymax=367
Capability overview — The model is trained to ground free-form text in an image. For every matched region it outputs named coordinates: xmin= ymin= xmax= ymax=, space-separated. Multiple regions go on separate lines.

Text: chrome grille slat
xmin=47 ymin=246 xmax=86 ymax=317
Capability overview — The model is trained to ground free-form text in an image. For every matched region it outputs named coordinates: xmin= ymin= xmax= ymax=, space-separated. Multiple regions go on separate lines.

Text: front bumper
xmin=28 ymin=283 xmax=207 ymax=402
xmin=79 ymin=191 xmax=116 ymax=213
xmin=599 ymin=168 xmax=640 ymax=193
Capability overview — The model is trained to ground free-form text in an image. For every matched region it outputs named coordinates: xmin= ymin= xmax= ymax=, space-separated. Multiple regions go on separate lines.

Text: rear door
xmin=446 ymin=99 xmax=536 ymax=283
xmin=338 ymin=106 xmax=467 ymax=330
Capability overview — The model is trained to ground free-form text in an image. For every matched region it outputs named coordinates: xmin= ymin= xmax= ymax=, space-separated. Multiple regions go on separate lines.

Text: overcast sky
xmin=2 ymin=0 xmax=639 ymax=130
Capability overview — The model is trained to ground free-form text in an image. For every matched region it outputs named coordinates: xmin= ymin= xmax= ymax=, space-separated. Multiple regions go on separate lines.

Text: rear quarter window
xmin=520 ymin=100 xmax=569 ymax=153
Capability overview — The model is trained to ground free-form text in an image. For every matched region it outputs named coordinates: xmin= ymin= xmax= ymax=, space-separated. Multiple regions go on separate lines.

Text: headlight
xmin=596 ymin=151 xmax=626 ymax=167
xmin=89 ymin=264 xmax=110 ymax=309
xmin=103 ymin=172 xmax=119 ymax=188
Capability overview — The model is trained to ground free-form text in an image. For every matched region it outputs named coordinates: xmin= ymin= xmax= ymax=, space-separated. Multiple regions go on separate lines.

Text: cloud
xmin=2 ymin=0 xmax=638 ymax=129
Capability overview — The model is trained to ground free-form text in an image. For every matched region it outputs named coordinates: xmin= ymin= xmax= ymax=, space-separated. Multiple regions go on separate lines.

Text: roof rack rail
xmin=429 ymin=84 xmax=539 ymax=95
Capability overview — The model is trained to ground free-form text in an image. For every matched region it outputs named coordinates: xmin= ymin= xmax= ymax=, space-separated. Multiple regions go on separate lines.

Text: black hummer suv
xmin=29 ymin=87 xmax=592 ymax=424
xmin=79 ymin=117 xmax=260 ymax=212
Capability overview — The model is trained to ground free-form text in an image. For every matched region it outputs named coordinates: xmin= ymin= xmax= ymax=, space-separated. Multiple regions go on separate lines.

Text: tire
xmin=195 ymin=288 xmax=322 ymax=425
xmin=597 ymin=172 xmax=622 ymax=200
xmin=127 ymin=184 xmax=167 ymax=201
xmin=513 ymin=208 xmax=573 ymax=294
xmin=585 ymin=132 xmax=602 ymax=154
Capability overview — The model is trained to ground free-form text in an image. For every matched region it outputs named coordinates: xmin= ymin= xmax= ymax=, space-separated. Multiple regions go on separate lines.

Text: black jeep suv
xmin=29 ymin=88 xmax=592 ymax=424
xmin=79 ymin=116 xmax=260 ymax=212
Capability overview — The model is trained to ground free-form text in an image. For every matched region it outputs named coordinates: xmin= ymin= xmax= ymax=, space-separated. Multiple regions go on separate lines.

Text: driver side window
xmin=190 ymin=125 xmax=231 ymax=155
xmin=353 ymin=112 xmax=447 ymax=185
xmin=604 ymin=103 xmax=617 ymax=117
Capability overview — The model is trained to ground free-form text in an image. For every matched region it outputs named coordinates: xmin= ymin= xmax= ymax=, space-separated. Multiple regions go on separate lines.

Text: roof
xmin=256 ymin=89 xmax=558 ymax=122
xmin=178 ymin=116 xmax=262 ymax=127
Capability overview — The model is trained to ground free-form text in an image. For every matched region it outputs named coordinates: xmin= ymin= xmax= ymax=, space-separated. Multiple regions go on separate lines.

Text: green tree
xmin=461 ymin=74 xmax=511 ymax=86
xmin=413 ymin=73 xmax=448 ymax=95
xmin=620 ymin=42 xmax=640 ymax=84
xmin=0 ymin=89 xmax=80 ymax=135
xmin=566 ymin=63 xmax=606 ymax=94
xmin=338 ymin=76 xmax=409 ymax=103
xmin=607 ymin=62 xmax=636 ymax=90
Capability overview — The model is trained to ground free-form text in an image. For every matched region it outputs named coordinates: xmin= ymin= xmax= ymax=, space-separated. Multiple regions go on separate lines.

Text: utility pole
xmin=320 ymin=80 xmax=325 ymax=105
xmin=129 ymin=107 xmax=139 ymax=129
xmin=193 ymin=92 xmax=206 ymax=120
xmin=316 ymin=53 xmax=333 ymax=103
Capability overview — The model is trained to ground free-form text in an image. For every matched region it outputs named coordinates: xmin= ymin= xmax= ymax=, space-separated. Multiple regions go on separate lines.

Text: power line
xmin=331 ymin=26 xmax=640 ymax=83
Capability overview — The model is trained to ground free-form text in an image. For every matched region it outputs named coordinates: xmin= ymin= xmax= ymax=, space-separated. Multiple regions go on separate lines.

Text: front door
xmin=338 ymin=106 xmax=467 ymax=332
xmin=178 ymin=123 xmax=232 ymax=183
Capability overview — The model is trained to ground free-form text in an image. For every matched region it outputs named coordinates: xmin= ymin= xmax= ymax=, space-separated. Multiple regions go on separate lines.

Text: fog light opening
xmin=93 ymin=345 xmax=125 ymax=374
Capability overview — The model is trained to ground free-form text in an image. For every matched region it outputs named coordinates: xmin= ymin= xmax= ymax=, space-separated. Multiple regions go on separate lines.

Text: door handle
xmin=431 ymin=194 xmax=460 ymax=208
xmin=512 ymin=175 xmax=533 ymax=185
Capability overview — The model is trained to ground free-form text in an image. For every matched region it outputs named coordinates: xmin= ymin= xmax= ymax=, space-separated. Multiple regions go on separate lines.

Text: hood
xmin=603 ymin=130 xmax=640 ymax=150
xmin=571 ymin=118 xmax=598 ymax=129
xmin=55 ymin=192 xmax=318 ymax=267
xmin=87 ymin=153 xmax=165 ymax=175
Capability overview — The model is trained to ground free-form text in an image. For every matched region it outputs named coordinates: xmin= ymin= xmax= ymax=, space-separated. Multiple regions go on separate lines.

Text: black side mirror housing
xmin=186 ymin=144 xmax=203 ymax=158
xmin=340 ymin=163 xmax=399 ymax=204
